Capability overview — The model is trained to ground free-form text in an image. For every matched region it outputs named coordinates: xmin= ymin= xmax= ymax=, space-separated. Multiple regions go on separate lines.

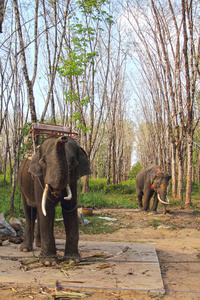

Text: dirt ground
xmin=1 ymin=204 xmax=200 ymax=299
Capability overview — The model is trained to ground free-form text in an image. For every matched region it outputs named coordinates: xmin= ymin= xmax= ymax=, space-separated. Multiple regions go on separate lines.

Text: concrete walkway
xmin=0 ymin=240 xmax=165 ymax=295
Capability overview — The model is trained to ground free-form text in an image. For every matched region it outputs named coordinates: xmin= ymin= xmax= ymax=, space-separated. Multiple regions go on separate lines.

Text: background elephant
xmin=18 ymin=136 xmax=91 ymax=265
xmin=135 ymin=165 xmax=171 ymax=214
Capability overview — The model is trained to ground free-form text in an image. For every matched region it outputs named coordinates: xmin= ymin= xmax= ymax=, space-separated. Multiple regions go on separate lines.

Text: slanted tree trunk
xmin=106 ymin=131 xmax=112 ymax=185
xmin=13 ymin=0 xmax=37 ymax=123
xmin=82 ymin=175 xmax=89 ymax=194
xmin=177 ymin=157 xmax=184 ymax=201
xmin=0 ymin=0 xmax=5 ymax=33
xmin=171 ymin=142 xmax=177 ymax=198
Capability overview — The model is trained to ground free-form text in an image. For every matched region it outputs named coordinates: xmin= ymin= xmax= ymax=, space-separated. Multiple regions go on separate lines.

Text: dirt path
xmin=1 ymin=206 xmax=200 ymax=299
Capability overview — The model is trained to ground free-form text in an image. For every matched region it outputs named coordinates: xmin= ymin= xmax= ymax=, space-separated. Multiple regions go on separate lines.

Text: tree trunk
xmin=185 ymin=135 xmax=193 ymax=207
xmin=13 ymin=0 xmax=37 ymax=123
xmin=177 ymin=157 xmax=183 ymax=201
xmin=106 ymin=134 xmax=112 ymax=185
xmin=196 ymin=146 xmax=200 ymax=183
xmin=40 ymin=0 xmax=70 ymax=122
xmin=0 ymin=0 xmax=4 ymax=33
xmin=171 ymin=142 xmax=177 ymax=198
xmin=82 ymin=175 xmax=89 ymax=194
xmin=112 ymin=130 xmax=116 ymax=185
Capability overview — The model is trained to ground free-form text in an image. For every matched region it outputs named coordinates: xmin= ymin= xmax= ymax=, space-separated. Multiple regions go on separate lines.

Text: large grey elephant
xmin=18 ymin=136 xmax=91 ymax=265
xmin=135 ymin=165 xmax=171 ymax=214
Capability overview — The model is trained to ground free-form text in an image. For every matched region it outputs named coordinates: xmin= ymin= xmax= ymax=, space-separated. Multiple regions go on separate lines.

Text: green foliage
xmin=0 ymin=174 xmax=22 ymax=218
xmin=129 ymin=162 xmax=142 ymax=180
xmin=191 ymin=182 xmax=200 ymax=195
xmin=89 ymin=178 xmax=107 ymax=192
xmin=88 ymin=178 xmax=135 ymax=194
xmin=79 ymin=191 xmax=138 ymax=209
xmin=104 ymin=184 xmax=134 ymax=195
xmin=105 ymin=195 xmax=138 ymax=209
xmin=1 ymin=175 xmax=199 ymax=221
xmin=78 ymin=178 xmax=137 ymax=209
xmin=18 ymin=122 xmax=32 ymax=158
xmin=76 ymin=0 xmax=113 ymax=25
xmin=193 ymin=210 xmax=200 ymax=216
xmin=79 ymin=191 xmax=109 ymax=208
xmin=57 ymin=0 xmax=113 ymax=135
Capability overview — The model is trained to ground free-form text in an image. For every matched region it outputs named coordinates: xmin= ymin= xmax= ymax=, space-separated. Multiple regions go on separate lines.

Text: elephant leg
xmin=38 ymin=210 xmax=57 ymax=266
xmin=162 ymin=204 xmax=167 ymax=214
xmin=61 ymin=181 xmax=80 ymax=259
xmin=20 ymin=192 xmax=37 ymax=252
xmin=34 ymin=184 xmax=57 ymax=266
xmin=151 ymin=193 xmax=159 ymax=213
xmin=143 ymin=190 xmax=154 ymax=211
xmin=37 ymin=204 xmax=56 ymax=264
xmin=137 ymin=192 xmax=143 ymax=211
xmin=35 ymin=214 xmax=41 ymax=247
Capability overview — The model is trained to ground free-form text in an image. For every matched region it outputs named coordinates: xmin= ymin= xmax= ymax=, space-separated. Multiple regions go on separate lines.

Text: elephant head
xmin=28 ymin=136 xmax=90 ymax=216
xmin=151 ymin=170 xmax=171 ymax=205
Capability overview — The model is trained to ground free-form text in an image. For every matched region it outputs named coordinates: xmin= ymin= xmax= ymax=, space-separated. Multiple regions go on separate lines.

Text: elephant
xmin=18 ymin=136 xmax=91 ymax=266
xmin=135 ymin=165 xmax=171 ymax=214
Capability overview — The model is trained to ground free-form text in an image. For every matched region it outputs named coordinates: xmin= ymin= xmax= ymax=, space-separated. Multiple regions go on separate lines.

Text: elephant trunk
xmin=158 ymin=194 xmax=170 ymax=205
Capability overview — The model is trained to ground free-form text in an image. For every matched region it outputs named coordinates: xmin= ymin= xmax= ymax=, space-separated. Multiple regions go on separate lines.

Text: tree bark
xmin=13 ymin=0 xmax=37 ymax=123
xmin=0 ymin=0 xmax=5 ymax=33
xmin=40 ymin=0 xmax=70 ymax=122
xmin=171 ymin=142 xmax=177 ymax=198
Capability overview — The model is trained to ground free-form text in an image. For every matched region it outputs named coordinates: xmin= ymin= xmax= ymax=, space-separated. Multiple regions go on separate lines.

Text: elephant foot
xmin=150 ymin=210 xmax=158 ymax=215
xmin=141 ymin=209 xmax=149 ymax=214
xmin=20 ymin=242 xmax=33 ymax=252
xmin=64 ymin=250 xmax=81 ymax=261
xmin=39 ymin=251 xmax=57 ymax=266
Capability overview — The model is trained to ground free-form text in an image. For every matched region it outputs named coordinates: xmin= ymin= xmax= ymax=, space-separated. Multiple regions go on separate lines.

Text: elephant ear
xmin=151 ymin=170 xmax=162 ymax=185
xmin=151 ymin=172 xmax=158 ymax=184
xmin=75 ymin=147 xmax=91 ymax=180
xmin=28 ymin=150 xmax=42 ymax=177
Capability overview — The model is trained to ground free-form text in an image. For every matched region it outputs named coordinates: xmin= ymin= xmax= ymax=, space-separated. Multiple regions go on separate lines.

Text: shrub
xmin=129 ymin=162 xmax=142 ymax=179
xmin=89 ymin=178 xmax=106 ymax=192
xmin=79 ymin=191 xmax=109 ymax=208
xmin=104 ymin=184 xmax=134 ymax=195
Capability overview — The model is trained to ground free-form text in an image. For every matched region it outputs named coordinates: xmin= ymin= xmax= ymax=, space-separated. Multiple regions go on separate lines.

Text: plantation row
xmin=1 ymin=171 xmax=200 ymax=221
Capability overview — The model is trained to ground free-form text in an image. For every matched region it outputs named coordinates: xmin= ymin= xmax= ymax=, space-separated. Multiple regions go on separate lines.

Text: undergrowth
xmin=0 ymin=173 xmax=200 ymax=221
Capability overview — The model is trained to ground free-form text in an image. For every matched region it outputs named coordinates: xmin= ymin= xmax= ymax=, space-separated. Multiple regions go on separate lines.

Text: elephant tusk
xmin=64 ymin=184 xmax=72 ymax=200
xmin=166 ymin=196 xmax=170 ymax=203
xmin=158 ymin=194 xmax=170 ymax=205
xmin=42 ymin=184 xmax=49 ymax=216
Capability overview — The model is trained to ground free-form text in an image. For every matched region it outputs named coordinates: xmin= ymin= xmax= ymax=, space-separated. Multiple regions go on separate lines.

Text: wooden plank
xmin=30 ymin=123 xmax=78 ymax=136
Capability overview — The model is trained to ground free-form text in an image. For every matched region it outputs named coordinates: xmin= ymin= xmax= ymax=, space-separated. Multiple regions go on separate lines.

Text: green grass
xmin=193 ymin=210 xmax=200 ymax=216
xmin=79 ymin=191 xmax=138 ymax=209
xmin=0 ymin=174 xmax=200 ymax=221
xmin=148 ymin=219 xmax=162 ymax=228
xmin=54 ymin=213 xmax=122 ymax=235
xmin=79 ymin=214 xmax=121 ymax=235
xmin=0 ymin=174 xmax=23 ymax=218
